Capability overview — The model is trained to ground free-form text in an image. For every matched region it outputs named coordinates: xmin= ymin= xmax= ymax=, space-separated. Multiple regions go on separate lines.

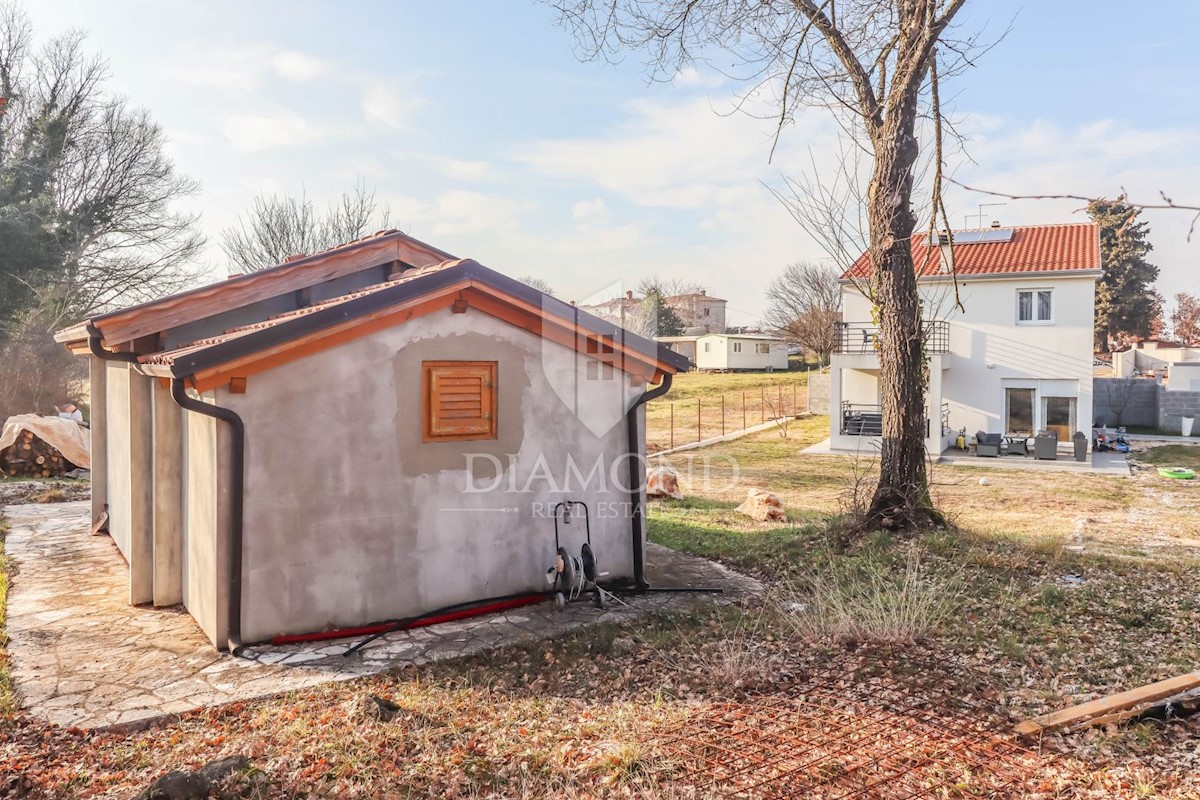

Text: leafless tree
xmin=220 ymin=182 xmax=395 ymax=274
xmin=637 ymin=275 xmax=707 ymax=298
xmin=1102 ymin=376 xmax=1139 ymax=429
xmin=764 ymin=261 xmax=841 ymax=366
xmin=1 ymin=2 xmax=204 ymax=326
xmin=518 ymin=275 xmax=557 ymax=296
xmin=552 ymin=0 xmax=975 ymax=530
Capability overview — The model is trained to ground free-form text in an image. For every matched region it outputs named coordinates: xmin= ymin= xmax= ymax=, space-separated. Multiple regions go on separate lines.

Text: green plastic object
xmin=1157 ymin=467 xmax=1196 ymax=480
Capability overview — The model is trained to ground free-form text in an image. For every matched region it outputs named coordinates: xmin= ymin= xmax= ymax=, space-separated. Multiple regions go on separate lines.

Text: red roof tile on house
xmin=843 ymin=222 xmax=1101 ymax=280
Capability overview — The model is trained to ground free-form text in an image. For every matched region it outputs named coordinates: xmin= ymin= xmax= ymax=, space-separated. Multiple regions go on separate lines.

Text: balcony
xmin=839 ymin=402 xmax=949 ymax=438
xmin=834 ymin=320 xmax=950 ymax=355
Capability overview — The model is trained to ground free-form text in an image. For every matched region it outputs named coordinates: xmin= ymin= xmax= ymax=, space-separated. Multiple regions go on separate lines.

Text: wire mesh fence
xmin=646 ymin=662 xmax=1054 ymax=799
xmin=646 ymin=382 xmax=809 ymax=453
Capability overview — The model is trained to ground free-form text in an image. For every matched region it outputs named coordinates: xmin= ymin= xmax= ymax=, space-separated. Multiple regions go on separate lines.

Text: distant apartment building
xmin=577 ymin=289 xmax=727 ymax=334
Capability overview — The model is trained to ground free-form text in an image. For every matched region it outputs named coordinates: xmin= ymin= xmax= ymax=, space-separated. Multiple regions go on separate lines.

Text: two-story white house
xmin=829 ymin=222 xmax=1100 ymax=454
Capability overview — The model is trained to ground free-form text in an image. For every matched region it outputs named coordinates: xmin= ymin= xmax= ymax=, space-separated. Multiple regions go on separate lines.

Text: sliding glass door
xmin=1005 ymin=388 xmax=1035 ymax=436
xmin=1042 ymin=396 xmax=1076 ymax=441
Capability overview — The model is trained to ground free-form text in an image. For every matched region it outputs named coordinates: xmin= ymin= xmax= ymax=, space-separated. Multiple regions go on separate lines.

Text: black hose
xmin=342 ymin=591 xmax=546 ymax=656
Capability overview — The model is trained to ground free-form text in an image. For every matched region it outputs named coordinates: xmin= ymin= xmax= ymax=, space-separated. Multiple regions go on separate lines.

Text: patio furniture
xmin=1005 ymin=436 xmax=1029 ymax=457
xmin=1034 ymin=431 xmax=1058 ymax=460
xmin=1073 ymin=432 xmax=1088 ymax=462
xmin=975 ymin=431 xmax=1002 ymax=458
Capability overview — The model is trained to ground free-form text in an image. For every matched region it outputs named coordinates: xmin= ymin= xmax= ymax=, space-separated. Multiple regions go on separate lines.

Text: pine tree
xmin=1089 ymin=197 xmax=1160 ymax=351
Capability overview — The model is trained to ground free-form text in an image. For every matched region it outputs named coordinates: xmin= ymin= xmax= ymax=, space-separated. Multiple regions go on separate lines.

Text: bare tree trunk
xmin=865 ymin=87 xmax=940 ymax=529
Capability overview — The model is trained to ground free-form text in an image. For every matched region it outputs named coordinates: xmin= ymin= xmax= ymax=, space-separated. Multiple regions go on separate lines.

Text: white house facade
xmin=829 ymin=223 xmax=1101 ymax=455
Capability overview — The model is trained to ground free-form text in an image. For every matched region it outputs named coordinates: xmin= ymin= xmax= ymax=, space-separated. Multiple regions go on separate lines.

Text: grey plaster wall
xmin=89 ymin=356 xmax=108 ymax=527
xmin=220 ymin=309 xmax=648 ymax=644
xmin=807 ymin=372 xmax=830 ymax=415
xmin=152 ymin=381 xmax=184 ymax=606
xmin=104 ymin=362 xmax=131 ymax=560
xmin=182 ymin=399 xmax=233 ymax=646
xmin=1092 ymin=378 xmax=1159 ymax=428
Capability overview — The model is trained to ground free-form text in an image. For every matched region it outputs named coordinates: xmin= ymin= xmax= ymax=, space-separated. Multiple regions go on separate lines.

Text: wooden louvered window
xmin=422 ymin=361 xmax=497 ymax=441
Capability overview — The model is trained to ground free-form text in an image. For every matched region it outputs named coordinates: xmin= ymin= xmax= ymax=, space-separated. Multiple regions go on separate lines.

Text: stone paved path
xmin=3 ymin=501 xmax=760 ymax=730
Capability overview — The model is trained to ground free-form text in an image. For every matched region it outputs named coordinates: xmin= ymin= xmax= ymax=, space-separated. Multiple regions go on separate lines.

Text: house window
xmin=1017 ymin=289 xmax=1053 ymax=324
xmin=704 ymin=307 xmax=710 ymax=317
xmin=704 ymin=342 xmax=711 ymax=353
xmin=423 ymin=361 xmax=497 ymax=441
xmin=733 ymin=342 xmax=742 ymax=353
xmin=756 ymin=343 xmax=770 ymax=354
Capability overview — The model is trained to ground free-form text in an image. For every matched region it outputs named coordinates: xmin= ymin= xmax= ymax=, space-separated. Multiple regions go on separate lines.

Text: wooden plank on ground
xmin=1015 ymin=671 xmax=1200 ymax=737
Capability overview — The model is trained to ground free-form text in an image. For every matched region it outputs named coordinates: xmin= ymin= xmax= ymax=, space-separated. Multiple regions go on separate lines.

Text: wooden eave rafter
xmin=167 ymin=280 xmax=674 ymax=393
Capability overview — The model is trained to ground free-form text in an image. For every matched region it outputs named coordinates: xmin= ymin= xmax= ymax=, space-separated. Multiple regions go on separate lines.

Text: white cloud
xmin=271 ymin=51 xmax=327 ymax=82
xmin=571 ymin=197 xmax=611 ymax=225
xmin=220 ymin=110 xmax=325 ymax=151
xmin=362 ymin=83 xmax=423 ymax=130
xmin=166 ymin=45 xmax=327 ymax=90
xmin=672 ymin=67 xmax=726 ymax=89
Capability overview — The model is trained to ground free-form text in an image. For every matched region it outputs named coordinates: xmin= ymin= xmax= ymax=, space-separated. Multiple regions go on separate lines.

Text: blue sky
xmin=26 ymin=1 xmax=1200 ymax=325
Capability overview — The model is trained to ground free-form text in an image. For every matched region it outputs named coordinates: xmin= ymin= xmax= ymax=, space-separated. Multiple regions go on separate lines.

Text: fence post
xmin=696 ymin=399 xmax=701 ymax=443
xmin=793 ymin=382 xmax=798 ymax=414
xmin=670 ymin=402 xmax=674 ymax=450
xmin=721 ymin=394 xmax=726 ymax=436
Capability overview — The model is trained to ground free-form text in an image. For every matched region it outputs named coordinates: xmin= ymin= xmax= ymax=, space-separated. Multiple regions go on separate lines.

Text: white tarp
xmin=0 ymin=414 xmax=91 ymax=472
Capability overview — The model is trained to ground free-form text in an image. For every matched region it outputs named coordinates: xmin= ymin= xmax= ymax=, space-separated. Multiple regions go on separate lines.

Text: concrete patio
xmin=801 ymin=438 xmax=1130 ymax=476
xmin=2 ymin=501 xmax=759 ymax=730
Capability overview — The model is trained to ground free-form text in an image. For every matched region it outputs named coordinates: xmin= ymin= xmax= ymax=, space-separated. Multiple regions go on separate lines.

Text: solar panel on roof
xmin=927 ymin=228 xmax=1014 ymax=245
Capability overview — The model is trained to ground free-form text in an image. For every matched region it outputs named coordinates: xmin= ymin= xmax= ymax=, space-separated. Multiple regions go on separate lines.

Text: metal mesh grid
xmin=650 ymin=667 xmax=1052 ymax=799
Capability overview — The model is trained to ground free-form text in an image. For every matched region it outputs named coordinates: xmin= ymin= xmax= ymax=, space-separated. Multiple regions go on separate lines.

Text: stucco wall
xmin=182 ymin=397 xmax=233 ymax=646
xmin=219 ymin=308 xmax=647 ymax=643
xmin=840 ymin=275 xmax=1095 ymax=438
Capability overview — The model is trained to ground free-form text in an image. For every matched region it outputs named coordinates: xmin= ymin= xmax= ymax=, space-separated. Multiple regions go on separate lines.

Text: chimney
xmin=990 ymin=220 xmax=1001 ymax=229
xmin=699 ymin=289 xmax=706 ymax=296
xmin=625 ymin=290 xmax=634 ymax=301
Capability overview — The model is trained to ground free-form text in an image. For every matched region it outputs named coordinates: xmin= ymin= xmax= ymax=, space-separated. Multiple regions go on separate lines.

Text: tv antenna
xmin=965 ymin=202 xmax=1006 ymax=228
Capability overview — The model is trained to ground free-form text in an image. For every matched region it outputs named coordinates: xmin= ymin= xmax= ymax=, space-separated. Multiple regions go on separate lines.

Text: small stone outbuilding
xmin=56 ymin=232 xmax=688 ymax=649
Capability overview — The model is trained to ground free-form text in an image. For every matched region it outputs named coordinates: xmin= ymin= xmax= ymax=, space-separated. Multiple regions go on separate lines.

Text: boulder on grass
xmin=735 ymin=489 xmax=786 ymax=522
xmin=646 ymin=465 xmax=683 ymax=499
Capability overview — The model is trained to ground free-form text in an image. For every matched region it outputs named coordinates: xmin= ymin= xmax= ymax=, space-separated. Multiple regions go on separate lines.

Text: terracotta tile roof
xmin=140 ymin=260 xmax=463 ymax=366
xmin=55 ymin=229 xmax=455 ymax=347
xmin=842 ymin=222 xmax=1101 ymax=280
xmin=136 ymin=256 xmax=692 ymax=379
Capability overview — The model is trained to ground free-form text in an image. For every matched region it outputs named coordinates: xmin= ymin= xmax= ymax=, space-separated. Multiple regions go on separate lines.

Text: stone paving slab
xmin=2 ymin=501 xmax=760 ymax=730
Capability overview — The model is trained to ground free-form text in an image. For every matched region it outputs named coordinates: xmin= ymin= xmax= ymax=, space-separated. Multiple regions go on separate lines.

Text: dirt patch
xmin=0 ymin=478 xmax=90 ymax=506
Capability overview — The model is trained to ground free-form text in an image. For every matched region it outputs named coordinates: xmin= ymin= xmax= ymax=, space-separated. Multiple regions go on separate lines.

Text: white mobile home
xmin=696 ymin=334 xmax=789 ymax=372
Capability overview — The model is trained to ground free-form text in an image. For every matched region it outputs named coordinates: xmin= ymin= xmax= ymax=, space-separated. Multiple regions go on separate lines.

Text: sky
xmin=23 ymin=1 xmax=1200 ymax=327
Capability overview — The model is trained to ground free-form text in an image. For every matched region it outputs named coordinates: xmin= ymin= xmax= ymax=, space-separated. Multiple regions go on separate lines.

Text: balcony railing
xmin=834 ymin=320 xmax=950 ymax=354
xmin=839 ymin=402 xmax=949 ymax=438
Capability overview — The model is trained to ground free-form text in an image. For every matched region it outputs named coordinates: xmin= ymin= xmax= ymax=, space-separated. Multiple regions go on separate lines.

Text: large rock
xmin=735 ymin=489 xmax=786 ymax=522
xmin=646 ymin=465 xmax=683 ymax=499
xmin=134 ymin=755 xmax=251 ymax=800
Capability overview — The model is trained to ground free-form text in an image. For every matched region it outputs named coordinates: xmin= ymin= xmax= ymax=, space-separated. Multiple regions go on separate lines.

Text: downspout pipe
xmin=170 ymin=377 xmax=245 ymax=656
xmin=87 ymin=324 xmax=140 ymax=364
xmin=626 ymin=372 xmax=673 ymax=590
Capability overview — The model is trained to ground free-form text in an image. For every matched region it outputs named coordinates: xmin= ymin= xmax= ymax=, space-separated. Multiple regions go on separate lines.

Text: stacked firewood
xmin=0 ymin=430 xmax=78 ymax=477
